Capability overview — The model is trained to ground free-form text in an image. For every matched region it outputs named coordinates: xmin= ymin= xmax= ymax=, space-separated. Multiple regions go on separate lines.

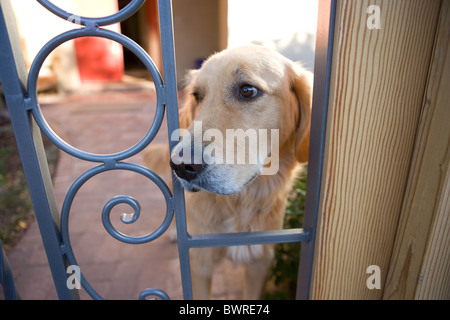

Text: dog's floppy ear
xmin=178 ymin=69 xmax=199 ymax=129
xmin=290 ymin=63 xmax=313 ymax=163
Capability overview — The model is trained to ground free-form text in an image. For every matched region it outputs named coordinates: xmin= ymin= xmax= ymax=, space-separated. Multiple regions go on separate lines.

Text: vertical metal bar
xmin=296 ymin=0 xmax=337 ymax=300
xmin=1 ymin=240 xmax=20 ymax=299
xmin=0 ymin=0 xmax=78 ymax=299
xmin=157 ymin=0 xmax=193 ymax=300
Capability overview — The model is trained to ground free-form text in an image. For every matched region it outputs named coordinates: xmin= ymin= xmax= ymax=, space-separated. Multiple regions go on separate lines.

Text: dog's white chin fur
xmin=175 ymin=164 xmax=261 ymax=195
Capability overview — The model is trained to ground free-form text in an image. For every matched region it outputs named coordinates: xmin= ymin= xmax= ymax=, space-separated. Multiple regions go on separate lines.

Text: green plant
xmin=0 ymin=146 xmax=33 ymax=250
xmin=264 ymin=166 xmax=307 ymax=300
xmin=0 ymin=119 xmax=59 ymax=252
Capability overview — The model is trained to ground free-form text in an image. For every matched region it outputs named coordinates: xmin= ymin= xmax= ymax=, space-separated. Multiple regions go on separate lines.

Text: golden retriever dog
xmin=143 ymin=45 xmax=312 ymax=299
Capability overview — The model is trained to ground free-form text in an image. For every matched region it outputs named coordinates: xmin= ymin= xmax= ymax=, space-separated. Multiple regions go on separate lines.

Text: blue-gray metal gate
xmin=0 ymin=0 xmax=336 ymax=300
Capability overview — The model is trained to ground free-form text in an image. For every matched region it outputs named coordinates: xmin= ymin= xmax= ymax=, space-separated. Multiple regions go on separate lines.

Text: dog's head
xmin=170 ymin=46 xmax=312 ymax=195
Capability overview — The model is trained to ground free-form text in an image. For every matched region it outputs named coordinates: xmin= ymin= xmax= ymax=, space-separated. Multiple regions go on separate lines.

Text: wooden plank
xmin=415 ymin=165 xmax=450 ymax=299
xmin=383 ymin=2 xmax=450 ymax=299
xmin=309 ymin=0 xmax=441 ymax=299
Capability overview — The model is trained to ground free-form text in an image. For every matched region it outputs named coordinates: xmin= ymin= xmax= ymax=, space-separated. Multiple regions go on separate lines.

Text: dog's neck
xmin=216 ymin=152 xmax=299 ymax=234
xmin=226 ymin=140 xmax=299 ymax=206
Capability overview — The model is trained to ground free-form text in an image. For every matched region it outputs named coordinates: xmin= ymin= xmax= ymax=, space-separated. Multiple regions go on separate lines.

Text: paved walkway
xmin=7 ymin=81 xmax=244 ymax=300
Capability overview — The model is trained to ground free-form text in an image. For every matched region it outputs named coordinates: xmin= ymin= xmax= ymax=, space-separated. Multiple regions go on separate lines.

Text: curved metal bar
xmin=59 ymin=162 xmax=174 ymax=299
xmin=60 ymin=162 xmax=174 ymax=246
xmin=36 ymin=0 xmax=146 ymax=27
xmin=102 ymin=194 xmax=173 ymax=244
xmin=26 ymin=27 xmax=164 ymax=163
xmin=139 ymin=288 xmax=170 ymax=300
xmin=104 ymin=196 xmax=142 ymax=225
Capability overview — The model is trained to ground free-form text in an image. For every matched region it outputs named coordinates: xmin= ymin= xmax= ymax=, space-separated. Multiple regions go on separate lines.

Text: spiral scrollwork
xmin=60 ymin=162 xmax=174 ymax=298
xmin=108 ymin=196 xmax=141 ymax=225
xmin=29 ymin=0 xmax=177 ymax=299
xmin=103 ymin=194 xmax=141 ymax=226
xmin=102 ymin=192 xmax=173 ymax=245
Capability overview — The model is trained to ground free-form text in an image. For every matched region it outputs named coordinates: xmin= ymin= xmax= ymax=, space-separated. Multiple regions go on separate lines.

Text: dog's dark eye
xmin=192 ymin=91 xmax=201 ymax=103
xmin=239 ymin=85 xmax=260 ymax=100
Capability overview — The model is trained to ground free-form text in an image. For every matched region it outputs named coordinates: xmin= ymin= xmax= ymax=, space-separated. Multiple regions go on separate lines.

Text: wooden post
xmin=309 ymin=0 xmax=443 ymax=299
xmin=383 ymin=1 xmax=450 ymax=299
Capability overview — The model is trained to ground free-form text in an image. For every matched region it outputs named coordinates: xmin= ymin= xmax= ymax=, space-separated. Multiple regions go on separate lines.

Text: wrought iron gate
xmin=0 ymin=0 xmax=336 ymax=300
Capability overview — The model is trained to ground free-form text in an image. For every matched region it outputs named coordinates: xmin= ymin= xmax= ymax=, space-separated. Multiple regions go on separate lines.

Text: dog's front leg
xmin=191 ymin=267 xmax=213 ymax=300
xmin=243 ymin=251 xmax=273 ymax=300
xmin=190 ymin=247 xmax=225 ymax=300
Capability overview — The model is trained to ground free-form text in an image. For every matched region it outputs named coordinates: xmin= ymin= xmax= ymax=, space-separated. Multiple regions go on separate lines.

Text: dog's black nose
xmin=170 ymin=159 xmax=206 ymax=182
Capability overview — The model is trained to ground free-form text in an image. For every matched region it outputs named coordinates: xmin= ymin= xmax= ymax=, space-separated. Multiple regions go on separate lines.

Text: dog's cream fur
xmin=143 ymin=46 xmax=312 ymax=299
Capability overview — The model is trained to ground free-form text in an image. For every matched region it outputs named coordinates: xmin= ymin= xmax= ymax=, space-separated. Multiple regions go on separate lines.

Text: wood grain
xmin=415 ymin=166 xmax=450 ymax=299
xmin=384 ymin=1 xmax=450 ymax=299
xmin=309 ymin=0 xmax=441 ymax=299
